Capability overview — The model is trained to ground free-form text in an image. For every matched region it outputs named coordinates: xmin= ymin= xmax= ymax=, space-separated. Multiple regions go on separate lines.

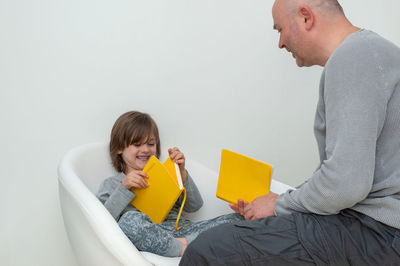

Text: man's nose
xmin=279 ymin=40 xmax=286 ymax=49
xmin=278 ymin=35 xmax=286 ymax=49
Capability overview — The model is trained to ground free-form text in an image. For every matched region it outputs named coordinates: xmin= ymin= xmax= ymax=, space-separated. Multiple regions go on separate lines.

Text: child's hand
xmin=168 ymin=147 xmax=188 ymax=183
xmin=121 ymin=170 xmax=149 ymax=190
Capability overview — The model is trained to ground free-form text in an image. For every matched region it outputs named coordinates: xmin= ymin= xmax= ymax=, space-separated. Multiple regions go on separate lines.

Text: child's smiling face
xmin=119 ymin=135 xmax=157 ymax=173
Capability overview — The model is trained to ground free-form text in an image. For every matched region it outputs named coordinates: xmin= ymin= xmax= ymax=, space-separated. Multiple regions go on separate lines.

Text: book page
xmin=174 ymin=162 xmax=183 ymax=189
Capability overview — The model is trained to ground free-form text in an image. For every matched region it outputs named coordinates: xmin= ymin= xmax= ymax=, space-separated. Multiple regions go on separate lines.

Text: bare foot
xmin=176 ymin=238 xmax=188 ymax=256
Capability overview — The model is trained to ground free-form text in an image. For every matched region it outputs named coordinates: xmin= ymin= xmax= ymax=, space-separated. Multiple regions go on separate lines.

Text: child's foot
xmin=177 ymin=238 xmax=188 ymax=256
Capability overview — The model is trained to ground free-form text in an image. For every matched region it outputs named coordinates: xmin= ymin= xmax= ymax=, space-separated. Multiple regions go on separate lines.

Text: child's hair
xmin=109 ymin=111 xmax=161 ymax=173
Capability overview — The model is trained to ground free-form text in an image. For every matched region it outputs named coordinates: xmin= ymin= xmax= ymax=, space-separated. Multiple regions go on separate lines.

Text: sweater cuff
xmin=116 ymin=182 xmax=136 ymax=200
xmin=274 ymin=192 xmax=294 ymax=216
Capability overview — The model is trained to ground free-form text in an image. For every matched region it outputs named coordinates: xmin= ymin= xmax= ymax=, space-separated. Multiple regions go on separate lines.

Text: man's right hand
xmin=229 ymin=192 xmax=278 ymax=220
xmin=229 ymin=199 xmax=249 ymax=217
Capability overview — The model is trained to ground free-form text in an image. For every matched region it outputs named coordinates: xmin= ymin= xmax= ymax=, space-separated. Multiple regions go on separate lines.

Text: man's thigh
xmin=295 ymin=210 xmax=400 ymax=266
xmin=180 ymin=214 xmax=315 ymax=266
xmin=180 ymin=210 xmax=400 ymax=266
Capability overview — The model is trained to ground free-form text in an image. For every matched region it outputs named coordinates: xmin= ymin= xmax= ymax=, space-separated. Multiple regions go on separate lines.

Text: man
xmin=179 ymin=0 xmax=400 ymax=265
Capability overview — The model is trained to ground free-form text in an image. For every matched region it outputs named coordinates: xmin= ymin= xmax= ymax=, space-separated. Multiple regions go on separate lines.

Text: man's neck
xmin=319 ymin=20 xmax=360 ymax=66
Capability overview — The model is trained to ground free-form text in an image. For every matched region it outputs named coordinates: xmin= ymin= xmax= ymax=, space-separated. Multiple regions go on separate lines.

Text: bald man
xmin=179 ymin=0 xmax=400 ymax=265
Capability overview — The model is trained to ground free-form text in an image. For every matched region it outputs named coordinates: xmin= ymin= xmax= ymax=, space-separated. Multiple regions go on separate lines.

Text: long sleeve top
xmin=97 ymin=171 xmax=203 ymax=221
xmin=275 ymin=29 xmax=400 ymax=229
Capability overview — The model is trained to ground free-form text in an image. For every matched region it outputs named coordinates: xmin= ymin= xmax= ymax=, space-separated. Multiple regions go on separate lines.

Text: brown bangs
xmin=127 ymin=118 xmax=157 ymax=147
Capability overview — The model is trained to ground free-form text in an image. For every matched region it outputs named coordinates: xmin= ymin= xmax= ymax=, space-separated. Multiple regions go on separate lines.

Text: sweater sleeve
xmin=96 ymin=177 xmax=136 ymax=220
xmin=181 ymin=172 xmax=203 ymax=212
xmin=275 ymin=35 xmax=387 ymax=215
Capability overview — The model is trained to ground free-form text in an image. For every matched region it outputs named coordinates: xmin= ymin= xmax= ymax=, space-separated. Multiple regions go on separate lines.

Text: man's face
xmin=272 ymin=0 xmax=312 ymax=67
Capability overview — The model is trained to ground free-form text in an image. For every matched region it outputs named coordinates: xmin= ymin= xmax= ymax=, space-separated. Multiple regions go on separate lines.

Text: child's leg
xmin=118 ymin=211 xmax=183 ymax=257
xmin=176 ymin=238 xmax=188 ymax=256
xmin=174 ymin=213 xmax=244 ymax=243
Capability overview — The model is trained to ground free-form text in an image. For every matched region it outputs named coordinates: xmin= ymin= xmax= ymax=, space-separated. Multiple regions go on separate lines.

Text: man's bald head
xmin=283 ymin=0 xmax=344 ymax=19
xmin=272 ymin=0 xmax=357 ymax=67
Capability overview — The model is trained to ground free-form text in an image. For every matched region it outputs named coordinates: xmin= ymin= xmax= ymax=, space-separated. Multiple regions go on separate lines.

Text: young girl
xmin=97 ymin=111 xmax=243 ymax=257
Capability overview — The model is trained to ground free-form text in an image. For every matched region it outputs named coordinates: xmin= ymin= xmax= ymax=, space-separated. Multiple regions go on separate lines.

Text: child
xmin=97 ymin=111 xmax=243 ymax=257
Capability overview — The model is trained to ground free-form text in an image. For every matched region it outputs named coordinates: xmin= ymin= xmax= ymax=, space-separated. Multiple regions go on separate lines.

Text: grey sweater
xmin=275 ymin=29 xmax=400 ymax=229
xmin=97 ymin=172 xmax=204 ymax=221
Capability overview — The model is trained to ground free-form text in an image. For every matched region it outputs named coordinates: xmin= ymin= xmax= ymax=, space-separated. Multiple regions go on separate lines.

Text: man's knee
xmin=180 ymin=241 xmax=208 ymax=266
xmin=180 ymin=223 xmax=241 ymax=266
xmin=180 ymin=230 xmax=218 ymax=266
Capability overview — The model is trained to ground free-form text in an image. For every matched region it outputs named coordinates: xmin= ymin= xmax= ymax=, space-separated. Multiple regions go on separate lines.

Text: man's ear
xmin=298 ymin=5 xmax=314 ymax=31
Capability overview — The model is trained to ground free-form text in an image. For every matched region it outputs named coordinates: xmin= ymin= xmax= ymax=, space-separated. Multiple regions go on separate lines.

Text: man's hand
xmin=229 ymin=192 xmax=278 ymax=220
xmin=229 ymin=199 xmax=249 ymax=216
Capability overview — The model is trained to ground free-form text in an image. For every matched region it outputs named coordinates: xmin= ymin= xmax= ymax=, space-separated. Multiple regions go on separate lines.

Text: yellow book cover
xmin=216 ymin=149 xmax=272 ymax=204
xmin=163 ymin=157 xmax=183 ymax=188
xmin=131 ymin=156 xmax=184 ymax=223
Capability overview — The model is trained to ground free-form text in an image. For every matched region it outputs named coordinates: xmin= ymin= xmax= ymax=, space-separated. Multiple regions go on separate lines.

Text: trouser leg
xmin=118 ymin=211 xmax=182 ymax=257
xmin=180 ymin=214 xmax=314 ymax=266
xmin=294 ymin=210 xmax=400 ymax=266
xmin=174 ymin=213 xmax=244 ymax=243
xmin=180 ymin=210 xmax=400 ymax=266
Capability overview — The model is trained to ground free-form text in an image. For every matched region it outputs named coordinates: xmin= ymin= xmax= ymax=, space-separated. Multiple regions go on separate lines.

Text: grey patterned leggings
xmin=118 ymin=211 xmax=243 ymax=257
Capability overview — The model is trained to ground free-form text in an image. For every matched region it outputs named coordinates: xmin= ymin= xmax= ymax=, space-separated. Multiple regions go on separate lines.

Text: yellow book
xmin=216 ymin=149 xmax=272 ymax=204
xmin=131 ymin=156 xmax=186 ymax=226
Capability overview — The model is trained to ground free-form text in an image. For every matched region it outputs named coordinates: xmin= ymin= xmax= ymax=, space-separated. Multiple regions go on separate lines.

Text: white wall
xmin=1 ymin=0 xmax=399 ymax=265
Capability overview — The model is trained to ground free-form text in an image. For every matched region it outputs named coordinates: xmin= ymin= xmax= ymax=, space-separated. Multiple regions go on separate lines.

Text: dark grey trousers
xmin=179 ymin=210 xmax=400 ymax=266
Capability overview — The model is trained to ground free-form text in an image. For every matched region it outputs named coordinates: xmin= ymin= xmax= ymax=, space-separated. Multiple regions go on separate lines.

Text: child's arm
xmin=96 ymin=175 xmax=135 ymax=220
xmin=182 ymin=172 xmax=203 ymax=212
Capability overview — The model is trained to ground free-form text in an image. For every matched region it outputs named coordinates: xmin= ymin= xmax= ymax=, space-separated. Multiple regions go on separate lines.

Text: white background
xmin=1 ymin=0 xmax=399 ymax=265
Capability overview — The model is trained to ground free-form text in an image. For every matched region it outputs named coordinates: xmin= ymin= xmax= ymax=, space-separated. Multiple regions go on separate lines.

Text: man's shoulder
xmin=334 ymin=29 xmax=399 ymax=59
xmin=342 ymin=29 xmax=388 ymax=47
xmin=326 ymin=29 xmax=399 ymax=71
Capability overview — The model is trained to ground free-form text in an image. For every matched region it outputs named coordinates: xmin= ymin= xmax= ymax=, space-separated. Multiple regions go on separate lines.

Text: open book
xmin=216 ymin=149 xmax=272 ymax=204
xmin=130 ymin=156 xmax=186 ymax=228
